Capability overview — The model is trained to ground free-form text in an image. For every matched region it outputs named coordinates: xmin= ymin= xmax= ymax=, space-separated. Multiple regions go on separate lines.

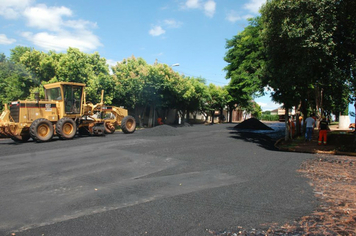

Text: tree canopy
xmin=224 ymin=17 xmax=265 ymax=109
xmin=225 ymin=0 xmax=355 ymax=124
xmin=1 ymin=47 xmax=234 ymax=126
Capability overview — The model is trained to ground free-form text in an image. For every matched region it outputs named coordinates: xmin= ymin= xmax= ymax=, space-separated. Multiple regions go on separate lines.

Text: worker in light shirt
xmin=305 ymin=114 xmax=315 ymax=141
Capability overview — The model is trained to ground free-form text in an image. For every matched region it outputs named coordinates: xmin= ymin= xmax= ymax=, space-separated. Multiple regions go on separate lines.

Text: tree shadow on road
xmin=228 ymin=127 xmax=284 ymax=151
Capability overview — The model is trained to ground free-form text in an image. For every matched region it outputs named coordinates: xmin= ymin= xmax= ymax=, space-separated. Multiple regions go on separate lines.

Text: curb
xmin=274 ymin=138 xmax=356 ymax=157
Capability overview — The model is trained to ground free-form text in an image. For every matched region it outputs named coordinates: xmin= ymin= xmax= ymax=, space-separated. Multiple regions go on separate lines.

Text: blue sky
xmin=0 ymin=0 xmax=354 ymax=116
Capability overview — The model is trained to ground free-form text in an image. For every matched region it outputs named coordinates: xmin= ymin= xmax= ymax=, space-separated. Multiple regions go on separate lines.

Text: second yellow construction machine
xmin=0 ymin=82 xmax=136 ymax=142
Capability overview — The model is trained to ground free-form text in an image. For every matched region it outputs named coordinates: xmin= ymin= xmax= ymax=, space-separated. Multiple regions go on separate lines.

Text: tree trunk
xmin=229 ymin=107 xmax=233 ymax=123
xmin=296 ymin=113 xmax=301 ymax=137
xmin=134 ymin=106 xmax=141 ymax=128
xmin=284 ymin=107 xmax=290 ymax=141
xmin=148 ymin=104 xmax=155 ymax=127
xmin=148 ymin=106 xmax=153 ymax=128
xmin=177 ymin=110 xmax=185 ymax=125
xmin=300 ymin=100 xmax=308 ymax=135
xmin=354 ymin=102 xmax=356 ymax=142
xmin=186 ymin=110 xmax=189 ymax=123
xmin=202 ymin=111 xmax=208 ymax=123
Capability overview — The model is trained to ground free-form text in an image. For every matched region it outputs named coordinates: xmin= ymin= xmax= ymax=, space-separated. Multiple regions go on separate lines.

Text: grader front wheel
xmin=30 ymin=118 xmax=54 ymax=142
xmin=104 ymin=121 xmax=116 ymax=134
xmin=121 ymin=116 xmax=136 ymax=134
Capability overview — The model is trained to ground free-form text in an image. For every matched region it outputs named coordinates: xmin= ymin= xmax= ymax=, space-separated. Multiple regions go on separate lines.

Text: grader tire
xmin=121 ymin=116 xmax=136 ymax=134
xmin=30 ymin=118 xmax=54 ymax=142
xmin=104 ymin=122 xmax=116 ymax=134
xmin=56 ymin=118 xmax=77 ymax=140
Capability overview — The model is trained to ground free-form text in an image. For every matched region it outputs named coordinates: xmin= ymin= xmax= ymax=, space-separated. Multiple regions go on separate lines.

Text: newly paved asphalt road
xmin=0 ymin=123 xmax=317 ymax=236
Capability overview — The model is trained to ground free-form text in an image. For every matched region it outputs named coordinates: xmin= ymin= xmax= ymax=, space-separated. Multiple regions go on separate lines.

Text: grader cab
xmin=0 ymin=82 xmax=136 ymax=142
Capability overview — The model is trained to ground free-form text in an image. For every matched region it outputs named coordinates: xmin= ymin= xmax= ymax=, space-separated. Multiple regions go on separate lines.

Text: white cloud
xmin=183 ymin=0 xmax=216 ymax=17
xmin=107 ymin=59 xmax=119 ymax=75
xmin=21 ymin=30 xmax=102 ymax=52
xmin=65 ymin=20 xmax=98 ymax=30
xmin=164 ymin=19 xmax=182 ymax=28
xmin=149 ymin=19 xmax=181 ymax=37
xmin=244 ymin=0 xmax=266 ymax=14
xmin=0 ymin=1 xmax=102 ymax=52
xmin=149 ymin=26 xmax=166 ymax=37
xmin=226 ymin=10 xmax=253 ymax=23
xmin=204 ymin=0 xmax=216 ymax=17
xmin=225 ymin=0 xmax=265 ymax=23
xmin=185 ymin=0 xmax=200 ymax=9
xmin=0 ymin=0 xmax=33 ymax=19
xmin=256 ymin=101 xmax=281 ymax=111
xmin=107 ymin=59 xmax=119 ymax=68
xmin=255 ymin=91 xmax=281 ymax=111
xmin=0 ymin=34 xmax=16 ymax=45
xmin=226 ymin=11 xmax=241 ymax=23
xmin=23 ymin=4 xmax=72 ymax=31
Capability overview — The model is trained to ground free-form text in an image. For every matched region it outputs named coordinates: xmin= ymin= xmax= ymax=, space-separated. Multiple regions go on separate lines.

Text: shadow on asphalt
xmin=227 ymin=122 xmax=285 ymax=151
xmin=229 ymin=131 xmax=281 ymax=151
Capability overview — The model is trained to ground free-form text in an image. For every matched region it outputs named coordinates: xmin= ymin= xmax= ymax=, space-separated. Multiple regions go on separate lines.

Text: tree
xmin=164 ymin=74 xmax=209 ymax=124
xmin=187 ymin=77 xmax=210 ymax=121
xmin=224 ymin=18 xmax=265 ymax=105
xmin=207 ymin=84 xmax=228 ymax=124
xmin=335 ymin=0 xmax=356 ymax=127
xmin=84 ymin=52 xmax=114 ymax=104
xmin=112 ymin=56 xmax=211 ymax=126
xmin=18 ymin=49 xmax=57 ymax=87
xmin=0 ymin=54 xmax=32 ymax=111
xmin=10 ymin=46 xmax=32 ymax=63
xmin=112 ymin=56 xmax=154 ymax=126
xmin=260 ymin=0 xmax=344 ymax=140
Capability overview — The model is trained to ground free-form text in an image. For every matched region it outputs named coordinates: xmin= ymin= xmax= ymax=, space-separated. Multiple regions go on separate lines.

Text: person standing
xmin=305 ymin=114 xmax=315 ymax=141
xmin=318 ymin=117 xmax=330 ymax=145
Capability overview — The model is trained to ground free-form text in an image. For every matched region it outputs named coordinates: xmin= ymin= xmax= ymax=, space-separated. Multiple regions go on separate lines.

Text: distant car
xmin=350 ymin=123 xmax=355 ymax=130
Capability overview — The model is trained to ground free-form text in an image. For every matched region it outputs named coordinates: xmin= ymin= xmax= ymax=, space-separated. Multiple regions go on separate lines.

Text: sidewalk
xmin=275 ymin=124 xmax=356 ymax=156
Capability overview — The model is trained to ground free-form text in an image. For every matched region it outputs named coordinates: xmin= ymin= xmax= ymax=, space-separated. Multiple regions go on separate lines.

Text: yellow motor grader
xmin=0 ymin=82 xmax=136 ymax=142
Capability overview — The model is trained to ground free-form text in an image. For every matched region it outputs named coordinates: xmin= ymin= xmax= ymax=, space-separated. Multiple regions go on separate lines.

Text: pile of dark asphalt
xmin=234 ymin=118 xmax=273 ymax=130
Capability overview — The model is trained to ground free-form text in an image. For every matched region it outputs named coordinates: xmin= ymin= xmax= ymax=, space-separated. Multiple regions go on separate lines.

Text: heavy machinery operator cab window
xmin=63 ymin=85 xmax=83 ymax=114
xmin=46 ymin=87 xmax=62 ymax=101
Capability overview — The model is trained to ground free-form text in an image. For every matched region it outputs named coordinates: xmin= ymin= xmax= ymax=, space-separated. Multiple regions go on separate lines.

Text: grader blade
xmin=0 ymin=110 xmax=10 ymax=138
xmin=0 ymin=126 xmax=8 ymax=138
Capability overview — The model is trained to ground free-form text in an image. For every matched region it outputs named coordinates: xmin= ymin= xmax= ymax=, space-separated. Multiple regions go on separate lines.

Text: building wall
xmin=232 ymin=109 xmax=244 ymax=122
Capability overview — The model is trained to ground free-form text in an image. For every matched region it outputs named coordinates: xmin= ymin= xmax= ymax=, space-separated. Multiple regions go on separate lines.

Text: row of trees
xmin=111 ymin=56 xmax=231 ymax=126
xmin=1 ymin=47 xmax=113 ymax=105
xmin=1 ymin=47 xmax=262 ymax=126
xmin=224 ymin=0 xmax=356 ymax=137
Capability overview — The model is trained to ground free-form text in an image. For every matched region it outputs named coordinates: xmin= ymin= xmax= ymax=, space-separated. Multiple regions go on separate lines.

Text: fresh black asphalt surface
xmin=0 ymin=123 xmax=317 ymax=236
